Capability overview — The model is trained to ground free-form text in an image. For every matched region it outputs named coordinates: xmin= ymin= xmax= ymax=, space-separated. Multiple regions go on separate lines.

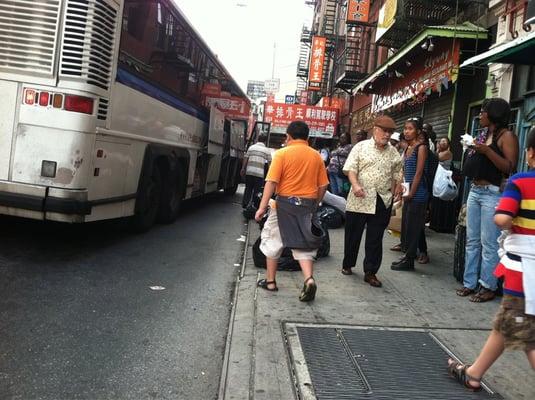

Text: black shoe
xmin=391 ymin=258 xmax=415 ymax=271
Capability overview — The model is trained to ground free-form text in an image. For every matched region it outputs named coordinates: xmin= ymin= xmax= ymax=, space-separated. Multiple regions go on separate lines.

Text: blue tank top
xmin=404 ymin=147 xmax=429 ymax=203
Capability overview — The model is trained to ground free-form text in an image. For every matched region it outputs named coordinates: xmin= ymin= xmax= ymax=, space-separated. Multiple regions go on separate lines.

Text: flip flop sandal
xmin=447 ymin=360 xmax=482 ymax=392
xmin=417 ymin=254 xmax=430 ymax=264
xmin=456 ymin=287 xmax=475 ymax=297
xmin=257 ymin=279 xmax=278 ymax=292
xmin=299 ymin=276 xmax=317 ymax=302
xmin=469 ymin=288 xmax=496 ymax=303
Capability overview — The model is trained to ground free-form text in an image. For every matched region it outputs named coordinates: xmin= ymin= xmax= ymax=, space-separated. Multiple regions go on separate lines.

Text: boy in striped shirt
xmin=447 ymin=127 xmax=535 ymax=391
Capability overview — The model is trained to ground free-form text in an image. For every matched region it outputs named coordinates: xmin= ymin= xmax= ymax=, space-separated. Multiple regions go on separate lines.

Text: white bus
xmin=0 ymin=0 xmax=249 ymax=230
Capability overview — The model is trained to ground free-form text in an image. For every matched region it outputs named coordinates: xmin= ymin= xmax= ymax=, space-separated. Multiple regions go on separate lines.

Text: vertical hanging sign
xmin=308 ymin=36 xmax=326 ymax=91
xmin=347 ymin=0 xmax=370 ymax=24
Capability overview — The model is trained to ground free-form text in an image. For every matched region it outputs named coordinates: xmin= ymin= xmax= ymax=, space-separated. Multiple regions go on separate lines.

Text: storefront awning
xmin=460 ymin=31 xmax=535 ymax=67
xmin=354 ymin=22 xmax=487 ymax=95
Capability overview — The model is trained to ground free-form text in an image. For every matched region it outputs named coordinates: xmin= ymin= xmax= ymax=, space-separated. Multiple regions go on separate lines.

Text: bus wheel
xmin=223 ymin=183 xmax=238 ymax=195
xmin=130 ymin=163 xmax=162 ymax=232
xmin=157 ymin=166 xmax=185 ymax=224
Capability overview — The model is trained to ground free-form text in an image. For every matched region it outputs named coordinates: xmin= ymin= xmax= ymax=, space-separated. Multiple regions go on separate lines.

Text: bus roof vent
xmin=59 ymin=0 xmax=119 ymax=95
xmin=0 ymin=0 xmax=61 ymax=77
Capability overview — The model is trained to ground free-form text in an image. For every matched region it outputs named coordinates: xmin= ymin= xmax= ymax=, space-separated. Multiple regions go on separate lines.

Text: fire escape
xmin=296 ymin=26 xmax=312 ymax=94
xmin=375 ymin=0 xmax=470 ymax=49
xmin=334 ymin=23 xmax=374 ymax=92
xmin=319 ymin=0 xmax=338 ymax=96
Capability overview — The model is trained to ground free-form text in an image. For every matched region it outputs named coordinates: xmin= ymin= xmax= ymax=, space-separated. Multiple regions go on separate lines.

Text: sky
xmin=175 ymin=0 xmax=313 ymax=99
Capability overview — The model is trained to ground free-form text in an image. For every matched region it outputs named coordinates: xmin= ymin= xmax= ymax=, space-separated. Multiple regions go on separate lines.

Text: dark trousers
xmin=242 ymin=175 xmax=264 ymax=208
xmin=402 ymin=200 xmax=428 ymax=259
xmin=343 ymin=195 xmax=392 ymax=274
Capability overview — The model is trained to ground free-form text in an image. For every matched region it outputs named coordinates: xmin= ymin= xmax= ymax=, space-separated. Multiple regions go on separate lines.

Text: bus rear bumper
xmin=0 ymin=181 xmax=89 ymax=223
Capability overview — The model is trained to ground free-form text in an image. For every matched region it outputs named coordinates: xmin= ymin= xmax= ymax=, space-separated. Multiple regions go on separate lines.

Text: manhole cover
xmin=285 ymin=324 xmax=502 ymax=400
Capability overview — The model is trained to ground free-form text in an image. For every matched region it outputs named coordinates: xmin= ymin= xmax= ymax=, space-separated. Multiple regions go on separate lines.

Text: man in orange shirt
xmin=255 ymin=121 xmax=329 ymax=301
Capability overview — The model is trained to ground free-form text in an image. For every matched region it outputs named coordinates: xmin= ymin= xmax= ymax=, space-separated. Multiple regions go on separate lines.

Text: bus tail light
xmin=39 ymin=92 xmax=50 ymax=107
xmin=64 ymin=95 xmax=94 ymax=115
xmin=24 ymin=89 xmax=36 ymax=105
xmin=53 ymin=94 xmax=63 ymax=108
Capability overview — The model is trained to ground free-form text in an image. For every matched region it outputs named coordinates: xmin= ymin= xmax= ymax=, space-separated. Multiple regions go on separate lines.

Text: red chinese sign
xmin=264 ymin=101 xmax=339 ymax=138
xmin=308 ymin=36 xmax=326 ymax=91
xmin=347 ymin=0 xmax=370 ymax=24
xmin=201 ymin=82 xmax=250 ymax=120
xmin=373 ymin=40 xmax=460 ymax=112
xmin=204 ymin=96 xmax=250 ymax=120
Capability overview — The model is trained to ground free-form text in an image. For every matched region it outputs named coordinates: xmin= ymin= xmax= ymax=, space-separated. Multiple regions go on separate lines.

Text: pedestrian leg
xmin=362 ymin=196 xmax=391 ymax=274
xmin=342 ymin=211 xmax=367 ymax=271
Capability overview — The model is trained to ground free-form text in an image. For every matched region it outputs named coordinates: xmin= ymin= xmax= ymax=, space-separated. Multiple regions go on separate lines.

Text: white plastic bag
xmin=432 ymin=164 xmax=458 ymax=201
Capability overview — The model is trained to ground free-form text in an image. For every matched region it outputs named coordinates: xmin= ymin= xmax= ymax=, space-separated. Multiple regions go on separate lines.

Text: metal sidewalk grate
xmin=294 ymin=326 xmax=502 ymax=400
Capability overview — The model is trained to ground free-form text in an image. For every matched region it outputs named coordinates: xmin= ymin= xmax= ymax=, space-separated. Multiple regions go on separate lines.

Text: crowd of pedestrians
xmin=244 ymin=97 xmax=534 ymax=385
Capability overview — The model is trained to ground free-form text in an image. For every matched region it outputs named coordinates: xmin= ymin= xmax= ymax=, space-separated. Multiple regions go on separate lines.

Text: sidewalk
xmin=219 ymin=222 xmax=535 ymax=400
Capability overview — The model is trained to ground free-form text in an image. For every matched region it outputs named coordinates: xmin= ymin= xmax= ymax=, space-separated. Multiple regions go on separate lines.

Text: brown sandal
xmin=447 ymin=360 xmax=482 ymax=392
xmin=417 ymin=253 xmax=430 ymax=264
xmin=341 ymin=268 xmax=353 ymax=275
xmin=469 ymin=288 xmax=496 ymax=303
xmin=456 ymin=287 xmax=475 ymax=297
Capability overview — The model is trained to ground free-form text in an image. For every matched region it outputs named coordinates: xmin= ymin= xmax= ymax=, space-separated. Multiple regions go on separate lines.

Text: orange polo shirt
xmin=266 ymin=139 xmax=329 ymax=198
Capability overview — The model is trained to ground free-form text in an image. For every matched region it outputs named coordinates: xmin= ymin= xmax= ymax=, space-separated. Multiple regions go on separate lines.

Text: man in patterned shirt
xmin=341 ymin=116 xmax=403 ymax=287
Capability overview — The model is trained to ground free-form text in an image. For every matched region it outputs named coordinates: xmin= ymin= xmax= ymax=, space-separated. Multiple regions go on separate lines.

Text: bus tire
xmin=130 ymin=163 xmax=162 ymax=232
xmin=157 ymin=164 xmax=185 ymax=224
xmin=224 ymin=183 xmax=238 ymax=195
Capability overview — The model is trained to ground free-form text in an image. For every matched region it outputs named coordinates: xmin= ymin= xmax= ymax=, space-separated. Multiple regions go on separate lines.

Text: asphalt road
xmin=0 ymin=192 xmax=245 ymax=400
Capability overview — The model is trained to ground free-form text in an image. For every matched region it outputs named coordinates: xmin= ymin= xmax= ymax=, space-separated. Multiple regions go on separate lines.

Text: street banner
xmin=372 ymin=40 xmax=460 ymax=112
xmin=308 ymin=36 xmax=327 ymax=91
xmin=204 ymin=96 xmax=251 ymax=120
xmin=347 ymin=0 xmax=370 ymax=24
xmin=264 ymin=101 xmax=339 ymax=138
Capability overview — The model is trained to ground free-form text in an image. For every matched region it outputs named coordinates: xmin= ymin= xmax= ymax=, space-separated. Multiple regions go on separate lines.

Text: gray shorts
xmin=260 ymin=208 xmax=317 ymax=261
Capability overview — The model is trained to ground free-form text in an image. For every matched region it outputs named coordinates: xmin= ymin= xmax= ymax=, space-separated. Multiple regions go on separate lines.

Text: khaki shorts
xmin=493 ymin=295 xmax=535 ymax=352
xmin=260 ymin=208 xmax=317 ymax=261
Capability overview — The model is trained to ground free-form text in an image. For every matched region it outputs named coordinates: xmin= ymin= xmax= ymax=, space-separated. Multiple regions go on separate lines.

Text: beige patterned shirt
xmin=343 ymin=139 xmax=402 ymax=214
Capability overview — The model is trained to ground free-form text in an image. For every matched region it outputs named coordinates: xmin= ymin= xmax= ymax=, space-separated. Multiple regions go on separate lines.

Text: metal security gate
xmin=285 ymin=324 xmax=502 ymax=400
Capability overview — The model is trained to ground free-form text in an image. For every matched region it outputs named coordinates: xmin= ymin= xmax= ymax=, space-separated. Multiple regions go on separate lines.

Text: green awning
xmin=354 ymin=22 xmax=487 ymax=94
xmin=460 ymin=31 xmax=535 ymax=67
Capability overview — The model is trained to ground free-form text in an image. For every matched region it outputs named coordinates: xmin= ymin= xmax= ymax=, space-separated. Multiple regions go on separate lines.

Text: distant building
xmin=246 ymin=80 xmax=266 ymax=100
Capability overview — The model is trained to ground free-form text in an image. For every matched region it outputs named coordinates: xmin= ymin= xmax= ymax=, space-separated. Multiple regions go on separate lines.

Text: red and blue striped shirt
xmin=495 ymin=170 xmax=535 ymax=235
xmin=494 ymin=170 xmax=535 ymax=297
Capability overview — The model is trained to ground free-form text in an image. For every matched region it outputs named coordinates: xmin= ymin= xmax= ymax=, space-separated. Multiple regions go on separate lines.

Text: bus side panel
xmin=109 ymin=83 xmax=205 ymax=195
xmin=0 ymin=81 xmax=19 ymax=180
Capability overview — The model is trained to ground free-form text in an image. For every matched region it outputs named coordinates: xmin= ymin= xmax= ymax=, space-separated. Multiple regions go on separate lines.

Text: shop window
xmin=509 ymin=108 xmax=520 ymax=136
xmin=527 ymin=66 xmax=535 ymax=93
xmin=511 ymin=65 xmax=535 ymax=99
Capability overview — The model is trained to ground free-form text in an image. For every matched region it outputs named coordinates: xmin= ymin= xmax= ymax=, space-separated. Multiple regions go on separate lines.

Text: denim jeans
xmin=328 ymin=171 xmax=345 ymax=196
xmin=463 ymin=184 xmax=501 ymax=291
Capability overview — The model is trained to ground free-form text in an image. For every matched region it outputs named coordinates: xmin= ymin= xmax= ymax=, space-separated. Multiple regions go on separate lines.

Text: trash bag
xmin=322 ymin=191 xmax=346 ymax=213
xmin=316 ymin=205 xmax=344 ymax=229
xmin=315 ymin=219 xmax=330 ymax=258
xmin=252 ymin=236 xmax=300 ymax=271
xmin=432 ymin=164 xmax=458 ymax=201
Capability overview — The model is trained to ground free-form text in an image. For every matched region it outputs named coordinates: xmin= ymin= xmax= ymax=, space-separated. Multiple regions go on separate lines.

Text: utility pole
xmin=272 ymin=42 xmax=276 ymax=79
